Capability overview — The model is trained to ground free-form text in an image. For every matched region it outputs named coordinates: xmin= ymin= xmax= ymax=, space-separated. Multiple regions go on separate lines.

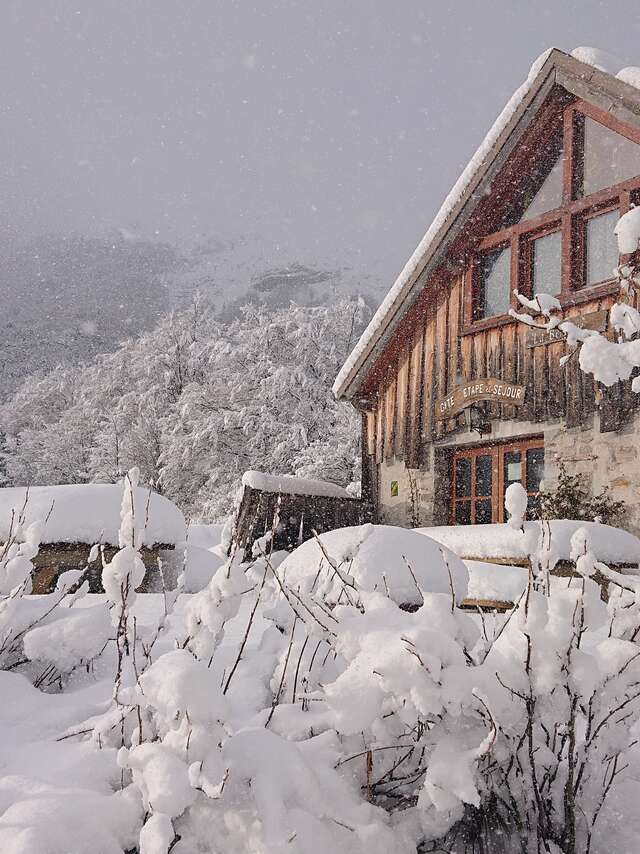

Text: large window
xmin=475 ymin=245 xmax=511 ymax=319
xmin=467 ymin=100 xmax=640 ymax=324
xmin=451 ymin=439 xmax=544 ymax=525
xmin=583 ymin=208 xmax=621 ymax=287
xmin=531 ymin=229 xmax=562 ymax=296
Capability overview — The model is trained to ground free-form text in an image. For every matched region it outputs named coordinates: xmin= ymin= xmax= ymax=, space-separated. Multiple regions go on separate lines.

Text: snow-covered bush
xmin=0 ymin=498 xmax=44 ymax=671
xmin=3 ymin=477 xmax=640 ymax=852
xmin=541 ymin=460 xmax=626 ymax=527
xmin=510 ymin=204 xmax=640 ymax=399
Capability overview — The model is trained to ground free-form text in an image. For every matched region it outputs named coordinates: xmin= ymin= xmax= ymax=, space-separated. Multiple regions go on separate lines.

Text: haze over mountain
xmin=2 ymin=2 xmax=639 ymax=395
xmin=0 ymin=231 xmax=380 ymax=399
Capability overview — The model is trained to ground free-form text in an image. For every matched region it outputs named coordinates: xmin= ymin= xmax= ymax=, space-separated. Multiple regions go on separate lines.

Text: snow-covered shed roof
xmin=241 ymin=470 xmax=351 ymax=499
xmin=334 ymin=47 xmax=640 ymax=401
xmin=0 ymin=484 xmax=186 ymax=548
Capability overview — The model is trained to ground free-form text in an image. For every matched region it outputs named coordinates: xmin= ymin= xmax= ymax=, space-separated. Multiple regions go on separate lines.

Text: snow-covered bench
xmin=417 ymin=520 xmax=640 ymax=610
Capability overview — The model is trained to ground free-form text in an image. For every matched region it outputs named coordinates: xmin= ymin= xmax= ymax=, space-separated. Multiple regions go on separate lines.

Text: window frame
xmin=472 ymin=240 xmax=511 ymax=321
xmin=521 ymin=221 xmax=563 ymax=300
xmin=463 ymin=99 xmax=640 ymax=331
xmin=578 ymin=202 xmax=624 ymax=290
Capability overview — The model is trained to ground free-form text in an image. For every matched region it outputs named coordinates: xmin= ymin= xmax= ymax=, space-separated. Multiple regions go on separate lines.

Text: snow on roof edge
xmin=331 ymin=48 xmax=555 ymax=399
xmin=241 ymin=470 xmax=351 ymax=499
xmin=333 ymin=46 xmax=640 ymax=401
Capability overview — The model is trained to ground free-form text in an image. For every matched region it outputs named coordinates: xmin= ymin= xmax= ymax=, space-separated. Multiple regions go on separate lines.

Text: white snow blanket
xmin=464 ymin=560 xmax=527 ymax=603
xmin=242 ymin=470 xmax=350 ymax=498
xmin=418 ymin=520 xmax=640 ymax=565
xmin=186 ymin=523 xmax=224 ymax=550
xmin=0 ymin=484 xmax=185 ymax=547
xmin=280 ymin=523 xmax=469 ymax=606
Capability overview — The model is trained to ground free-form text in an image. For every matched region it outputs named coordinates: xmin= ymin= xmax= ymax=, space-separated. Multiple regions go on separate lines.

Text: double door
xmin=450 ymin=438 xmax=544 ymax=525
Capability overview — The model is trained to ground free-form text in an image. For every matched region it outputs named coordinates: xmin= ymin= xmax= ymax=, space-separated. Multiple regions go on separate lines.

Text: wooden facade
xmin=234 ymin=484 xmax=372 ymax=561
xmin=360 ymin=284 xmax=636 ymax=470
xmin=342 ymin=51 xmax=640 ymax=529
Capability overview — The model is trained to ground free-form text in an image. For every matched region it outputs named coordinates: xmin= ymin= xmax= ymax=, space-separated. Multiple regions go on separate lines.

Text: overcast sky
xmin=2 ymin=1 xmax=639 ymax=290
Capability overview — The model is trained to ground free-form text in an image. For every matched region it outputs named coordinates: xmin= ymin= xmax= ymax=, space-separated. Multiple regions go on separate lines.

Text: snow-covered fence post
xmin=101 ymin=468 xmax=147 ymax=731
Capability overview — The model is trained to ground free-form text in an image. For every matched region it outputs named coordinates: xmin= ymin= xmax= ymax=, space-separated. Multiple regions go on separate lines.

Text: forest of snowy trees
xmin=0 ymin=297 xmax=370 ymax=520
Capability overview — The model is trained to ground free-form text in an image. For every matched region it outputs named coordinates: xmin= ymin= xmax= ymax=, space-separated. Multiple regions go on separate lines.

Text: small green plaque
xmin=390 ymin=480 xmax=399 ymax=498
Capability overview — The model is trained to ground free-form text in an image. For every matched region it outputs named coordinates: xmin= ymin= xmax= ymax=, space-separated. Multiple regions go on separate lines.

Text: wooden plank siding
xmin=405 ymin=323 xmax=425 ymax=467
xmin=383 ymin=374 xmax=397 ymax=462
xmin=362 ymin=274 xmax=632 ymax=465
xmin=394 ymin=347 xmax=411 ymax=459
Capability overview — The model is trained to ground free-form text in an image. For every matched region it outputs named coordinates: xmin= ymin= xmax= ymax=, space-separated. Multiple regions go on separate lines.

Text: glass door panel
xmin=455 ymin=501 xmax=471 ymax=525
xmin=451 ymin=440 xmax=544 ymax=525
xmin=475 ymin=499 xmax=493 ymax=524
xmin=474 ymin=454 xmax=493 ymax=524
xmin=526 ymin=447 xmax=545 ymax=517
xmin=455 ymin=458 xmax=471 ymax=497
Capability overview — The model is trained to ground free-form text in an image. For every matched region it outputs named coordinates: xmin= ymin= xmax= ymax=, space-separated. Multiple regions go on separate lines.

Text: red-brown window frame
xmin=463 ymin=99 xmax=640 ymax=331
xmin=450 ymin=437 xmax=544 ymax=525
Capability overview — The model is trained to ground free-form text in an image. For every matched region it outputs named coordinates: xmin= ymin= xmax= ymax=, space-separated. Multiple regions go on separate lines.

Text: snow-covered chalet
xmin=334 ymin=48 xmax=640 ymax=533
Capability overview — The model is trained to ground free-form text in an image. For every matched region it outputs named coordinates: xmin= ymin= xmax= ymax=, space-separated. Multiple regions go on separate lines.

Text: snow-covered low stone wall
xmin=375 ymin=409 xmax=640 ymax=537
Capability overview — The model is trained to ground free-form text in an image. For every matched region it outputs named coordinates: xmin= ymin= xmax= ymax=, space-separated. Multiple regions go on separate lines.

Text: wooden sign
xmin=527 ymin=309 xmax=607 ymax=348
xmin=435 ymin=378 xmax=525 ymax=420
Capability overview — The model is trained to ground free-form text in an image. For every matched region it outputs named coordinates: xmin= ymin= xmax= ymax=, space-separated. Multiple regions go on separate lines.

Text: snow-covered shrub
xmin=511 ymin=206 xmax=640 ymax=400
xmin=541 ymin=460 xmax=626 ymax=526
xmin=3 ymin=476 xmax=639 ymax=852
xmin=455 ymin=526 xmax=640 ymax=854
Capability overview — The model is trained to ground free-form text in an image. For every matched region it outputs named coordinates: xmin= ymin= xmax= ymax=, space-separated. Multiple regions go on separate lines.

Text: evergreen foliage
xmin=541 ymin=460 xmax=626 ymax=526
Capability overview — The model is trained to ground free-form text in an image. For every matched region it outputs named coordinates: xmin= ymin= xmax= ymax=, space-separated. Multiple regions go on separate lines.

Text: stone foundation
xmin=376 ymin=410 xmax=640 ymax=536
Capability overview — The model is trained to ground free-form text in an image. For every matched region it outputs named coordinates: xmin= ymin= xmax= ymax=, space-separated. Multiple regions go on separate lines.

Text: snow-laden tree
xmin=1 ymin=297 xmax=369 ymax=520
xmin=510 ymin=205 xmax=640 ymax=398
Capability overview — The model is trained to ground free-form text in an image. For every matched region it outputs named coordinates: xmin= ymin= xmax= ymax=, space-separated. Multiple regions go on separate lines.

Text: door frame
xmin=449 ymin=435 xmax=544 ymax=524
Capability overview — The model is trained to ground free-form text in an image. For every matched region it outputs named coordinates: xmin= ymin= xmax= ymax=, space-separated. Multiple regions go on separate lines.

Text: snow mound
xmin=418 ymin=521 xmax=640 ymax=565
xmin=187 ymin=523 xmax=224 ymax=551
xmin=570 ymin=46 xmax=625 ymax=75
xmin=617 ymin=67 xmax=640 ymax=90
xmin=182 ymin=544 xmax=226 ymax=593
xmin=242 ymin=470 xmax=350 ymax=498
xmin=568 ymin=48 xmax=640 ymax=90
xmin=615 ymin=205 xmax=640 ymax=254
xmin=0 ymin=484 xmax=185 ymax=547
xmin=280 ymin=523 xmax=469 ymax=606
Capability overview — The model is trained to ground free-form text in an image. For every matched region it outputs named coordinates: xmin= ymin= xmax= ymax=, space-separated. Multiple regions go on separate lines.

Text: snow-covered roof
xmin=0 ymin=484 xmax=186 ymax=547
xmin=418 ymin=521 xmax=640 ymax=566
xmin=334 ymin=47 xmax=640 ymax=401
xmin=241 ymin=470 xmax=351 ymax=499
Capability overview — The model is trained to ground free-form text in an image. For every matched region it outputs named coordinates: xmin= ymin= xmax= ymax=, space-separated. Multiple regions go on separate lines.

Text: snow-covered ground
xmin=4 ymin=480 xmax=640 ymax=853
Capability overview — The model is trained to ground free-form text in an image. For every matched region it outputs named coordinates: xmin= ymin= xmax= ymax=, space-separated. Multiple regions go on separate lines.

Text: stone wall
xmin=544 ymin=410 xmax=640 ymax=536
xmin=377 ymin=446 xmax=450 ymax=528
xmin=376 ymin=410 xmax=640 ymax=536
